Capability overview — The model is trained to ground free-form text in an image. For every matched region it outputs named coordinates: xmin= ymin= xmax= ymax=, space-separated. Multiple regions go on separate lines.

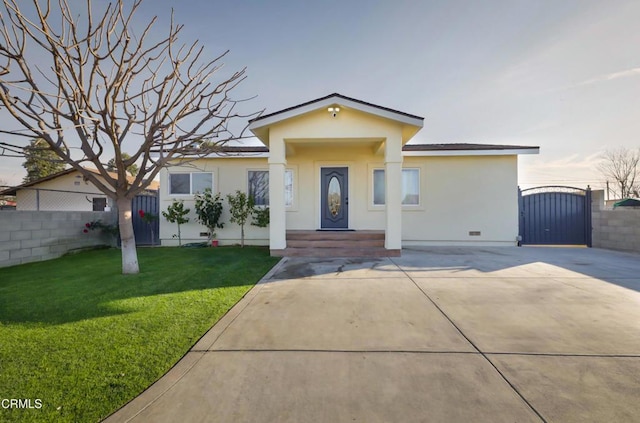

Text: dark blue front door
xmin=320 ymin=167 xmax=348 ymax=229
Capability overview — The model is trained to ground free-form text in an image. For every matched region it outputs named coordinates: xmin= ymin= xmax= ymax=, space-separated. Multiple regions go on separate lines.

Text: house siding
xmin=401 ymin=155 xmax=519 ymax=246
xmin=159 ymin=154 xmax=519 ymax=247
xmin=159 ymin=158 xmax=270 ymax=246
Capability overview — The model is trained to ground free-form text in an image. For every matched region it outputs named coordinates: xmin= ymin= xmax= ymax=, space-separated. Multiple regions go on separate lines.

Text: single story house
xmin=159 ymin=93 xmax=539 ymax=256
xmin=2 ymin=168 xmax=159 ymax=211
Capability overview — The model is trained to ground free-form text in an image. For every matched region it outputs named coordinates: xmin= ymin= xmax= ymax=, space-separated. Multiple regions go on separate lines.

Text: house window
xmin=284 ymin=169 xmax=293 ymax=207
xmin=248 ymin=169 xmax=294 ymax=207
xmin=373 ymin=168 xmax=420 ymax=205
xmin=248 ymin=170 xmax=269 ymax=205
xmin=169 ymin=172 xmax=213 ymax=195
xmin=92 ymin=197 xmax=107 ymax=211
xmin=373 ymin=169 xmax=386 ymax=205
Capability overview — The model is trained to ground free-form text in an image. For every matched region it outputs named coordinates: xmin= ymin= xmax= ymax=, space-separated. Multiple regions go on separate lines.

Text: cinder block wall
xmin=0 ymin=211 xmax=117 ymax=268
xmin=591 ymin=190 xmax=640 ymax=253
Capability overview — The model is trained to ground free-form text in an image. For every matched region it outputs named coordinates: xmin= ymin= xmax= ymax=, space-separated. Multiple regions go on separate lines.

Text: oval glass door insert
xmin=328 ymin=176 xmax=341 ymax=217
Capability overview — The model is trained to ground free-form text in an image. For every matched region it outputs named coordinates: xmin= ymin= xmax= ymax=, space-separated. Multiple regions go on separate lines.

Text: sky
xmin=1 ymin=0 xmax=639 ymax=190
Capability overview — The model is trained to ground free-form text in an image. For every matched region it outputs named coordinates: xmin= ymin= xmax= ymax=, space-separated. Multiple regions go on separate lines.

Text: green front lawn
xmin=0 ymin=247 xmax=280 ymax=423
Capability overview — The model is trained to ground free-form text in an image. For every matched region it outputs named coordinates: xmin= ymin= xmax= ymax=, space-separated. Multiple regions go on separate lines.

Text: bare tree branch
xmin=598 ymin=147 xmax=640 ymax=199
xmin=0 ymin=0 xmax=260 ymax=273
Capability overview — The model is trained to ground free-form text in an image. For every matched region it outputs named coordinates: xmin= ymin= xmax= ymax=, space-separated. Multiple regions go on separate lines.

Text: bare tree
xmin=598 ymin=147 xmax=640 ymax=199
xmin=0 ymin=0 xmax=258 ymax=273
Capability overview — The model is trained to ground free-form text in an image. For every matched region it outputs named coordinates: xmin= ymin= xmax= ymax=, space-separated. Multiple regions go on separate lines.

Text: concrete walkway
xmin=104 ymin=247 xmax=640 ymax=423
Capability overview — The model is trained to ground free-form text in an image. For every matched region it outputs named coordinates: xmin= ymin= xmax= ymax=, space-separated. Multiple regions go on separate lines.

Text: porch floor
xmin=271 ymin=230 xmax=401 ymax=258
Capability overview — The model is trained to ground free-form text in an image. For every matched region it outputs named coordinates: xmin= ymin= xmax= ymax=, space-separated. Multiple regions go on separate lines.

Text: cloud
xmin=575 ymin=67 xmax=640 ymax=87
xmin=518 ymin=152 xmax=605 ymax=189
xmin=531 ymin=152 xmax=602 ymax=170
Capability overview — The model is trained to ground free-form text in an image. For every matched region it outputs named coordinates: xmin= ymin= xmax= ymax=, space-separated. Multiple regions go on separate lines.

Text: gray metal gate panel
xmin=131 ymin=191 xmax=160 ymax=246
xmin=519 ymin=186 xmax=592 ymax=246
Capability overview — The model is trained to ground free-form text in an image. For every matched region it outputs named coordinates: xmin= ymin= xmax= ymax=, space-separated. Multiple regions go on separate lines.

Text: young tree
xmin=0 ymin=0 xmax=257 ymax=273
xmin=138 ymin=209 xmax=158 ymax=246
xmin=107 ymin=153 xmax=139 ymax=176
xmin=194 ymin=188 xmax=224 ymax=243
xmin=22 ymin=138 xmax=65 ymax=183
xmin=598 ymin=147 xmax=640 ymax=199
xmin=162 ymin=200 xmax=189 ymax=247
xmin=227 ymin=191 xmax=254 ymax=248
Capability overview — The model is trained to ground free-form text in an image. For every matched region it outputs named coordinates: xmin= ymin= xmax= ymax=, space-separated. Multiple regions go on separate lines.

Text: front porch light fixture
xmin=328 ymin=106 xmax=340 ymax=117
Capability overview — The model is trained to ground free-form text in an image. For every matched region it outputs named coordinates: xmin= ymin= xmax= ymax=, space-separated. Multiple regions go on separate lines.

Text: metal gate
xmin=518 ymin=186 xmax=592 ymax=246
xmin=131 ymin=191 xmax=160 ymax=246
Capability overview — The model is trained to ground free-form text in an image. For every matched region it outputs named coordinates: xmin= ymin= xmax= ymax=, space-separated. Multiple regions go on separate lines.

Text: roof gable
xmin=250 ymin=93 xmax=424 ymax=124
xmin=248 ymin=93 xmax=424 ymax=144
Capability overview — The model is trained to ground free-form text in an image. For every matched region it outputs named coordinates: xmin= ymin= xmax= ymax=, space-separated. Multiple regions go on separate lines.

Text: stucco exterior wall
xmin=267 ymin=107 xmax=404 ymax=144
xmin=16 ymin=172 xmax=109 ymax=211
xmin=402 ymin=155 xmax=519 ymax=246
xmin=159 ymin=158 xmax=271 ymax=246
xmin=160 ymin=153 xmax=520 ymax=247
xmin=285 ymin=144 xmax=385 ymax=231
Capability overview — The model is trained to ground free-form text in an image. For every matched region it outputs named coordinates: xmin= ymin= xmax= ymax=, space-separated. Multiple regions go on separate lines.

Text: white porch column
xmin=269 ymin=137 xmax=287 ymax=251
xmin=384 ymin=135 xmax=403 ymax=250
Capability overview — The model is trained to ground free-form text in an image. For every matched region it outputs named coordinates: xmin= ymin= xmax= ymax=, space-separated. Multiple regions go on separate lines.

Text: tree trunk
xmin=117 ymin=197 xmax=140 ymax=274
xmin=241 ymin=224 xmax=245 ymax=248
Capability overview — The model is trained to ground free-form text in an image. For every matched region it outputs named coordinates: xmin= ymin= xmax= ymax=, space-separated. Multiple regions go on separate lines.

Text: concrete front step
xmin=277 ymin=230 xmax=396 ymax=258
xmin=273 ymin=247 xmax=401 ymax=258
xmin=286 ymin=230 xmax=385 ymax=241
xmin=287 ymin=239 xmax=385 ymax=248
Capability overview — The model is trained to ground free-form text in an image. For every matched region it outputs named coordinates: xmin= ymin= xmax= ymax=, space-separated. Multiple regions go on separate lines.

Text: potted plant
xmin=194 ymin=188 xmax=224 ymax=247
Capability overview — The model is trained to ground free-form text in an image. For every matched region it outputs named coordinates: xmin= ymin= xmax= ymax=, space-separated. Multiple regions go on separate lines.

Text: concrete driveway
xmin=104 ymin=247 xmax=640 ymax=423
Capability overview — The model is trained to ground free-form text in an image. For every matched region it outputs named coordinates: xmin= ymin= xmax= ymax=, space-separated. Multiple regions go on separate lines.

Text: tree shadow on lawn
xmin=0 ymin=246 xmax=280 ymax=326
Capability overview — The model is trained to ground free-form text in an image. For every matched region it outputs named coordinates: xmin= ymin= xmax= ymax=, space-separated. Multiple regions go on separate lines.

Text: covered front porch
xmin=247 ymin=94 xmax=424 ymax=257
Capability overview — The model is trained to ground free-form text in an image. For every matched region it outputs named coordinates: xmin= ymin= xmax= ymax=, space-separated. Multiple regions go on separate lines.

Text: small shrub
xmin=227 ymin=191 xmax=254 ymax=248
xmin=251 ymin=206 xmax=269 ymax=228
xmin=194 ymin=188 xmax=224 ymax=242
xmin=83 ymin=220 xmax=119 ymax=236
xmin=162 ymin=200 xmax=190 ymax=246
xmin=138 ymin=209 xmax=158 ymax=246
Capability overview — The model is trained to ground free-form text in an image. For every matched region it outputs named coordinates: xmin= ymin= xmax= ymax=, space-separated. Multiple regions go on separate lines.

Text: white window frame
xmin=168 ymin=172 xmax=213 ymax=196
xmin=372 ymin=168 xmax=421 ymax=206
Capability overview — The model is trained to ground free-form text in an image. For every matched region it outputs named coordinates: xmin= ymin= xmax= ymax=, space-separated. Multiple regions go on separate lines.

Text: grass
xmin=0 ymin=247 xmax=280 ymax=423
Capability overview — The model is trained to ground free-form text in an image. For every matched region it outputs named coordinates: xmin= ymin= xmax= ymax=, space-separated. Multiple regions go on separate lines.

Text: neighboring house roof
xmin=218 ymin=146 xmax=270 ymax=153
xmin=3 ymin=168 xmax=78 ymax=193
xmin=0 ymin=167 xmax=159 ymax=196
xmin=613 ymin=198 xmax=640 ymax=208
xmin=248 ymin=93 xmax=424 ymax=145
